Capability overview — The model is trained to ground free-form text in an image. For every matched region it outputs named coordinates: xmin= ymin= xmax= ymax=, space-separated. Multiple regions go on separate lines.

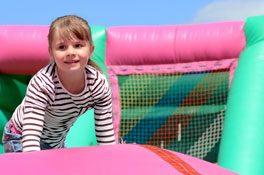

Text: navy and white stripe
xmin=11 ymin=63 xmax=115 ymax=152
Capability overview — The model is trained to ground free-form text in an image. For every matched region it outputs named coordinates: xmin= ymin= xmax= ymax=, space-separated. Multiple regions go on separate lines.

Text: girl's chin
xmin=67 ymin=67 xmax=83 ymax=72
xmin=56 ymin=63 xmax=86 ymax=73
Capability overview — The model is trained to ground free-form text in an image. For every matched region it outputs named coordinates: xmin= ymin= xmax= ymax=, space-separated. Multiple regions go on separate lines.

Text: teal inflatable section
xmin=66 ymin=26 xmax=107 ymax=147
xmin=90 ymin=27 xmax=108 ymax=76
xmin=0 ymin=26 xmax=107 ymax=153
xmin=218 ymin=15 xmax=264 ymax=175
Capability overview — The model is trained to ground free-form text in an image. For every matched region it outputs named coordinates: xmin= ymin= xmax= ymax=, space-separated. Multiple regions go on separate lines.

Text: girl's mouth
xmin=64 ymin=60 xmax=79 ymax=64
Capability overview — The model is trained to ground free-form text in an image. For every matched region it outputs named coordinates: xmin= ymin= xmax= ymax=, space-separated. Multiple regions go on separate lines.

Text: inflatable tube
xmin=0 ymin=144 xmax=237 ymax=175
xmin=218 ymin=15 xmax=264 ymax=175
xmin=105 ymin=22 xmax=245 ymax=66
xmin=0 ymin=25 xmax=50 ymax=74
xmin=0 ymin=26 xmax=107 ymax=75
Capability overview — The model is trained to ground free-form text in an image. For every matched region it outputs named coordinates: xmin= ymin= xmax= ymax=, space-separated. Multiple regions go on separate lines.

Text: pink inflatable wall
xmin=0 ymin=22 xmax=245 ymax=174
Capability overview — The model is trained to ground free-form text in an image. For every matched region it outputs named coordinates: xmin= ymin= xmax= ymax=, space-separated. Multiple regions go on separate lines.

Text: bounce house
xmin=0 ymin=15 xmax=264 ymax=175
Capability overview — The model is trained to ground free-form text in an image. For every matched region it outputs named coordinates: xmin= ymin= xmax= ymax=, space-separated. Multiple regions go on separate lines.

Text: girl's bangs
xmin=57 ymin=26 xmax=89 ymax=42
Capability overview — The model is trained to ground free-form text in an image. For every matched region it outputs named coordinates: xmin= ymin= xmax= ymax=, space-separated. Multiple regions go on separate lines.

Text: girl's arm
xmin=93 ymin=76 xmax=116 ymax=145
xmin=22 ymin=75 xmax=49 ymax=152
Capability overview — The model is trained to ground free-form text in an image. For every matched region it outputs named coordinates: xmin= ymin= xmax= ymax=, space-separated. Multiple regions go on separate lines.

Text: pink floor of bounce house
xmin=1 ymin=15 xmax=264 ymax=175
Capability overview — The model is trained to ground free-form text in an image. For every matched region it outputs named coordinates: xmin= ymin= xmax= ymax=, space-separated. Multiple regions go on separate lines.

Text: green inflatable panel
xmin=218 ymin=15 xmax=264 ymax=175
xmin=90 ymin=26 xmax=108 ymax=78
xmin=2 ymin=74 xmax=32 ymax=84
xmin=65 ymin=26 xmax=107 ymax=147
xmin=0 ymin=109 xmax=12 ymax=154
xmin=0 ymin=74 xmax=28 ymax=112
xmin=65 ymin=110 xmax=97 ymax=147
xmin=0 ymin=144 xmax=4 ymax=154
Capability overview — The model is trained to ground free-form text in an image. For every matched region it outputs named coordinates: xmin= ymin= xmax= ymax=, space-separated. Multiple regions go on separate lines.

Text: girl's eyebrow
xmin=55 ymin=41 xmax=65 ymax=45
xmin=55 ymin=39 xmax=85 ymax=46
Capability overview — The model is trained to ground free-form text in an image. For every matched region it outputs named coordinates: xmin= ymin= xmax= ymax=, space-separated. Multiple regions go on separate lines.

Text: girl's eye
xmin=58 ymin=45 xmax=66 ymax=50
xmin=75 ymin=44 xmax=82 ymax=48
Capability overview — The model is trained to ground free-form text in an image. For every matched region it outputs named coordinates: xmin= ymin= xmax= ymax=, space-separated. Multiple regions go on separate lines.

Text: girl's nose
xmin=66 ymin=46 xmax=76 ymax=57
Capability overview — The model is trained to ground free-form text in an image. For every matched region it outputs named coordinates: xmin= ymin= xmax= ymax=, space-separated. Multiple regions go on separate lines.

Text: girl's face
xmin=49 ymin=30 xmax=94 ymax=76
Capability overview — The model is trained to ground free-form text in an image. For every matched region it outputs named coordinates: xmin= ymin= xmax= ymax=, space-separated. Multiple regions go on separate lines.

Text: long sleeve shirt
xmin=11 ymin=63 xmax=116 ymax=152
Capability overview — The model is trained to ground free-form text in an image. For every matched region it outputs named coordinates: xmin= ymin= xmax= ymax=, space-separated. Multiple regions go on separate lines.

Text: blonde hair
xmin=48 ymin=15 xmax=102 ymax=72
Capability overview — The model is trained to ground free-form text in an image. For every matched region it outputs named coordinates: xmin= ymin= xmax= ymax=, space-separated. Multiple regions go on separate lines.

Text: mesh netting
xmin=117 ymin=69 xmax=229 ymax=162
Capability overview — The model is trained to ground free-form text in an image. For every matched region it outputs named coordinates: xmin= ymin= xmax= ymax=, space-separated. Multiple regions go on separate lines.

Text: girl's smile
xmin=64 ymin=59 xmax=80 ymax=64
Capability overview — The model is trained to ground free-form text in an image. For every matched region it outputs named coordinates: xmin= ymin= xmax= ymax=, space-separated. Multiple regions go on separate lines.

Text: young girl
xmin=2 ymin=15 xmax=116 ymax=152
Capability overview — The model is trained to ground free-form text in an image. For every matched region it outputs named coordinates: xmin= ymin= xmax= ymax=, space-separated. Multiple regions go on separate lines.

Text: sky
xmin=0 ymin=0 xmax=264 ymax=26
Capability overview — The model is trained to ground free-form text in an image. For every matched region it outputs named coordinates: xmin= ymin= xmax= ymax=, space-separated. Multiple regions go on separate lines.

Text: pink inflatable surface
xmin=0 ymin=25 xmax=50 ymax=74
xmin=105 ymin=22 xmax=245 ymax=66
xmin=0 ymin=144 xmax=237 ymax=175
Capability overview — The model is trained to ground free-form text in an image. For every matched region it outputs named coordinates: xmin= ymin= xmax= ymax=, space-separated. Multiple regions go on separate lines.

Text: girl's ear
xmin=89 ymin=44 xmax=95 ymax=58
xmin=49 ymin=47 xmax=54 ymax=62
xmin=48 ymin=47 xmax=52 ymax=57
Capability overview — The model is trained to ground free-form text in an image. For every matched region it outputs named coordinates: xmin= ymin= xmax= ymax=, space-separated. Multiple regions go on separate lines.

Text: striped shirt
xmin=11 ymin=63 xmax=116 ymax=152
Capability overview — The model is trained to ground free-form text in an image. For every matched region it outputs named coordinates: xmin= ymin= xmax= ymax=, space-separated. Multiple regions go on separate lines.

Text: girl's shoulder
xmin=85 ymin=64 xmax=106 ymax=80
xmin=35 ymin=63 xmax=56 ymax=79
xmin=29 ymin=63 xmax=56 ymax=89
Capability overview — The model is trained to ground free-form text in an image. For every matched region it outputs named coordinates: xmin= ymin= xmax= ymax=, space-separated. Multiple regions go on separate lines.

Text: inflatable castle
xmin=1 ymin=15 xmax=264 ymax=175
